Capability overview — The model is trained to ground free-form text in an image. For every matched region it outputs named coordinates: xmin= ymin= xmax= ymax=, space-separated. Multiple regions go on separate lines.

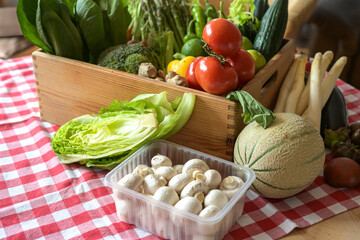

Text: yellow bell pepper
xmin=167 ymin=56 xmax=195 ymax=77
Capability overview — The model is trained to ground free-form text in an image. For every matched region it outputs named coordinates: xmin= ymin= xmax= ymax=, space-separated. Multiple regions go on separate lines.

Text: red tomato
xmin=195 ymin=57 xmax=238 ymax=95
xmin=185 ymin=57 xmax=203 ymax=90
xmin=227 ymin=49 xmax=255 ymax=88
xmin=202 ymin=18 xmax=242 ymax=57
xmin=324 ymin=157 xmax=360 ymax=188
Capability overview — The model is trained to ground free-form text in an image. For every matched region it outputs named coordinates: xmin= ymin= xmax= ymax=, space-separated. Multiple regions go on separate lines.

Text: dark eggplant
xmin=321 ymin=86 xmax=349 ymax=147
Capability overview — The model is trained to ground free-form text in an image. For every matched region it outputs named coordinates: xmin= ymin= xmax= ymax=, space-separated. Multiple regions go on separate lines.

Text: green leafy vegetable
xmin=51 ymin=92 xmax=195 ymax=170
xmin=324 ymin=127 xmax=350 ymax=149
xmin=227 ymin=0 xmax=260 ymax=42
xmin=17 ymin=0 xmax=131 ymax=63
xmin=17 ymin=0 xmax=53 ymax=53
xmin=226 ymin=90 xmax=275 ymax=128
xmin=75 ymin=0 xmax=107 ymax=62
xmin=38 ymin=0 xmax=84 ymax=60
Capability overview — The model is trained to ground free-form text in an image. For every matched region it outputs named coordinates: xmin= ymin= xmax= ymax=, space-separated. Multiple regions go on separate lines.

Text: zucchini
xmin=253 ymin=0 xmax=269 ymax=21
xmin=253 ymin=0 xmax=288 ymax=61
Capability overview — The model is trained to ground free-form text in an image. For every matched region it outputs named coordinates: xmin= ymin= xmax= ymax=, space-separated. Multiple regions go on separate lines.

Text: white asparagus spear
xmin=296 ymin=51 xmax=334 ymax=115
xmin=284 ymin=53 xmax=307 ymax=113
xmin=273 ymin=53 xmax=303 ymax=113
xmin=306 ymin=52 xmax=323 ymax=130
xmin=302 ymin=56 xmax=347 ymax=118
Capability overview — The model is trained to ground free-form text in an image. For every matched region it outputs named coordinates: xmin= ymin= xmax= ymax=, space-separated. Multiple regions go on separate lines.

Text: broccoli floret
xmin=124 ymin=54 xmax=150 ymax=74
xmin=98 ymin=43 xmax=159 ymax=73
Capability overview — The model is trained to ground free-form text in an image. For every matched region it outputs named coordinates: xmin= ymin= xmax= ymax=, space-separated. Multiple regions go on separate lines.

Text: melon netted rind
xmin=234 ymin=113 xmax=325 ymax=199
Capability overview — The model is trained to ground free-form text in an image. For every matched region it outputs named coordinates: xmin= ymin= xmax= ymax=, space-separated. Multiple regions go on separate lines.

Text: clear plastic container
xmin=105 ymin=140 xmax=255 ymax=240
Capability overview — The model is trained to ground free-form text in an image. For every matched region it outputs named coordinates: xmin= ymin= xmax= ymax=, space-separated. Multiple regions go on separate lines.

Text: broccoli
xmin=124 ymin=54 xmax=150 ymax=74
xmin=98 ymin=43 xmax=160 ymax=74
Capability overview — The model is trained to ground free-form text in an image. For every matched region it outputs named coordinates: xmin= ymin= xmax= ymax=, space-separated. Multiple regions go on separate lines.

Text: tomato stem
xmin=202 ymin=41 xmax=227 ymax=65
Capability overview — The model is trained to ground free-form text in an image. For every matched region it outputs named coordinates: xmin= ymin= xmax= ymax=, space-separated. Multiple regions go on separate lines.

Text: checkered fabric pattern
xmin=1 ymin=56 xmax=359 ymax=240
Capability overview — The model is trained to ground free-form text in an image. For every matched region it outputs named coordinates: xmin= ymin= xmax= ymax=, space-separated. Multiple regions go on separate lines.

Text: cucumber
xmin=253 ymin=0 xmax=288 ymax=61
xmin=253 ymin=0 xmax=269 ymax=21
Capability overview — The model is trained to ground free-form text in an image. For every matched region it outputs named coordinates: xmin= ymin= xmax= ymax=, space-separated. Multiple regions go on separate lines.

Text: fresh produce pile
xmin=17 ymin=0 xmax=131 ymax=63
xmin=17 ymin=0 xmax=289 ymax=96
xmin=266 ymin=50 xmax=360 ymax=190
xmin=117 ymin=156 xmax=245 ymax=217
xmin=232 ymin=49 xmax=360 ymax=199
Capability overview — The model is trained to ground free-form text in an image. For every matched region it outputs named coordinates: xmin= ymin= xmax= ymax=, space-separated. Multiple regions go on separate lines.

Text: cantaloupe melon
xmin=234 ymin=113 xmax=325 ymax=199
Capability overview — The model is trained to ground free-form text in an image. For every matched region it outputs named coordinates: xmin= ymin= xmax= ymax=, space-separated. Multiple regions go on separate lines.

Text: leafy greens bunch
xmin=51 ymin=92 xmax=196 ymax=170
xmin=227 ymin=0 xmax=261 ymax=42
xmin=17 ymin=0 xmax=131 ymax=63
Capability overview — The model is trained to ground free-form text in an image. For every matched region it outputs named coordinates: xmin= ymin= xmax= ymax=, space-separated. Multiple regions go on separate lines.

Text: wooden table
xmin=282 ymin=206 xmax=360 ymax=239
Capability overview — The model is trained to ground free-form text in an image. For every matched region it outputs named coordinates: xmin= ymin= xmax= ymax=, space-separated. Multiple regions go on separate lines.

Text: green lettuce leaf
xmin=51 ymin=92 xmax=195 ymax=169
xmin=226 ymin=90 xmax=275 ymax=129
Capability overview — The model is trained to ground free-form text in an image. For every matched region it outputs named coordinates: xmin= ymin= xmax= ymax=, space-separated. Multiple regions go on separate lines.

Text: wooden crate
xmin=33 ymin=39 xmax=295 ymax=161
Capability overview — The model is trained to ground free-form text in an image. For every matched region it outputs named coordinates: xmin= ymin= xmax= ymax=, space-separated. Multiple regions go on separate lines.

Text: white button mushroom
xmin=199 ymin=205 xmax=221 ymax=218
xmin=182 ymin=159 xmax=210 ymax=176
xmin=219 ymin=176 xmax=245 ymax=200
xmin=168 ymin=173 xmax=193 ymax=194
xmin=114 ymin=199 xmax=133 ymax=222
xmin=143 ymin=174 xmax=167 ymax=195
xmin=180 ymin=180 xmax=206 ymax=203
xmin=204 ymin=189 xmax=228 ymax=210
xmin=154 ymin=166 xmax=176 ymax=181
xmin=174 ymin=196 xmax=203 ymax=215
xmin=117 ymin=173 xmax=144 ymax=193
xmin=133 ymin=164 xmax=154 ymax=177
xmin=151 ymin=154 xmax=172 ymax=169
xmin=153 ymin=186 xmax=179 ymax=206
xmin=194 ymin=169 xmax=222 ymax=194
xmin=173 ymin=164 xmax=184 ymax=174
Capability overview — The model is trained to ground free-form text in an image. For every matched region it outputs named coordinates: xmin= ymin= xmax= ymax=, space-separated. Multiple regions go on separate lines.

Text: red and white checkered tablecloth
xmin=1 ymin=56 xmax=359 ymax=240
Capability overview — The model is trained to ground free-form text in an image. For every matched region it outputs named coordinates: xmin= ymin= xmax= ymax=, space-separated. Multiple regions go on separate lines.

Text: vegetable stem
xmin=284 ymin=53 xmax=307 ymax=113
xmin=307 ymin=52 xmax=323 ymax=131
xmin=274 ymin=53 xmax=302 ymax=113
xmin=296 ymin=51 xmax=334 ymax=115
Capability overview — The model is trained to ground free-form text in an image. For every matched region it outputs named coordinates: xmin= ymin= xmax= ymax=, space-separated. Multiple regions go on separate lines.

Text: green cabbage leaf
xmin=51 ymin=92 xmax=195 ymax=169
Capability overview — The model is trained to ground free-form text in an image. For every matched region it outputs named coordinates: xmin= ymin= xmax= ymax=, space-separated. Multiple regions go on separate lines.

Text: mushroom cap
xmin=180 ymin=180 xmax=206 ymax=198
xmin=143 ymin=174 xmax=167 ymax=195
xmin=168 ymin=173 xmax=193 ymax=194
xmin=133 ymin=165 xmax=154 ymax=177
xmin=118 ymin=173 xmax=144 ymax=192
xmin=204 ymin=169 xmax=222 ymax=190
xmin=155 ymin=166 xmax=176 ymax=181
xmin=151 ymin=154 xmax=172 ymax=169
xmin=173 ymin=164 xmax=184 ymax=174
xmin=204 ymin=189 xmax=229 ymax=209
xmin=219 ymin=176 xmax=244 ymax=200
xmin=180 ymin=180 xmax=206 ymax=203
xmin=153 ymin=186 xmax=179 ymax=206
xmin=174 ymin=197 xmax=203 ymax=215
xmin=199 ymin=205 xmax=221 ymax=218
xmin=182 ymin=159 xmax=210 ymax=176
xmin=219 ymin=176 xmax=244 ymax=190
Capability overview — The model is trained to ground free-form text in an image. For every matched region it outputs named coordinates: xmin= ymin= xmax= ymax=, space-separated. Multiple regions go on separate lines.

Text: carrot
xmin=306 ymin=52 xmax=323 ymax=131
xmin=295 ymin=51 xmax=333 ymax=115
xmin=273 ymin=53 xmax=303 ymax=113
xmin=284 ymin=53 xmax=307 ymax=113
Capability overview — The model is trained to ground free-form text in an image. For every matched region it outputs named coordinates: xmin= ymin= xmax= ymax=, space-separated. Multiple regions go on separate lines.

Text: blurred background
xmin=0 ymin=0 xmax=359 ymax=89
